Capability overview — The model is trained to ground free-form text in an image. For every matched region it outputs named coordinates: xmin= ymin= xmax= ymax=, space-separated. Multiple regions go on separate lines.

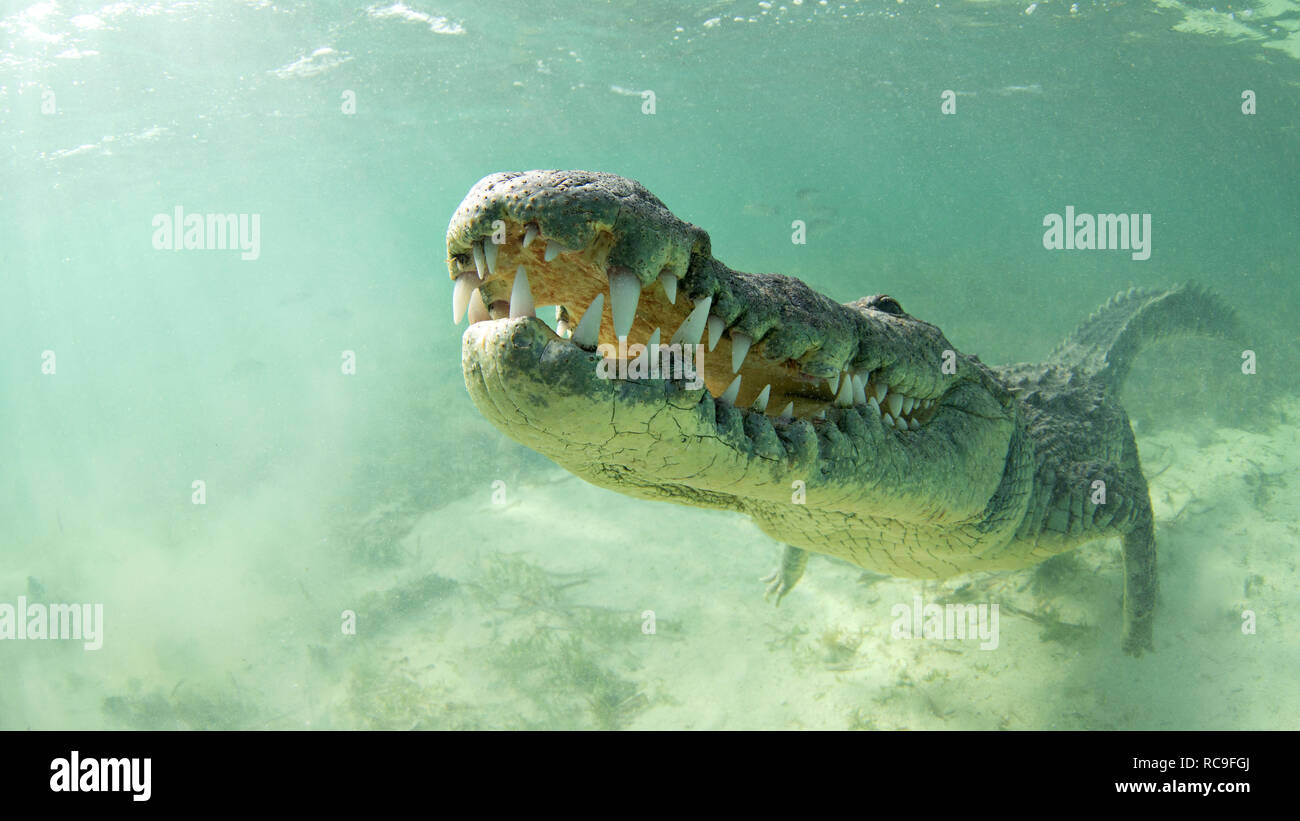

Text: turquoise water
xmin=2 ymin=0 xmax=1296 ymax=729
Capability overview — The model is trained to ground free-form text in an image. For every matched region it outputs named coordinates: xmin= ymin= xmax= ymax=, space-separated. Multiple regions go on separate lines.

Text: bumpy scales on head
xmin=445 ymin=170 xmax=1235 ymax=657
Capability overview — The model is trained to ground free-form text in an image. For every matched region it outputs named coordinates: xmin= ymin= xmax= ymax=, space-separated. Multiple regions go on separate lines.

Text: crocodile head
xmin=446 ymin=170 xmax=1028 ymax=579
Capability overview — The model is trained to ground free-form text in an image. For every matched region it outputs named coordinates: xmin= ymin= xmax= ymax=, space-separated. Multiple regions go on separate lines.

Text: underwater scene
xmin=2 ymin=0 xmax=1297 ymax=731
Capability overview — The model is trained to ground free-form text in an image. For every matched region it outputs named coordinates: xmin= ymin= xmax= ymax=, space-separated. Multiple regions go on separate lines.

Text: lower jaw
xmin=461 ymin=316 xmax=930 ymax=473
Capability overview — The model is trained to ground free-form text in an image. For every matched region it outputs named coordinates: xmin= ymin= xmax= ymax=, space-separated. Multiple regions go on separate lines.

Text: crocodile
xmin=444 ymin=170 xmax=1235 ymax=657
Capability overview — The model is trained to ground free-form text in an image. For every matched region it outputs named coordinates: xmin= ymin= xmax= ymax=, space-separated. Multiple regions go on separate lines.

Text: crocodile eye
xmin=869 ymin=295 xmax=905 ymax=316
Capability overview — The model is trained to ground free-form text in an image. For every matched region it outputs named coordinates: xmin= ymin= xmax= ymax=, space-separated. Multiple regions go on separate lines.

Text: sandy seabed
xmin=5 ymin=401 xmax=1295 ymax=731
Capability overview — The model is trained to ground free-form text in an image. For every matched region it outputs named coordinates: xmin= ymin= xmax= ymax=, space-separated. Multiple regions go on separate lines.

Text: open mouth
xmin=449 ymin=221 xmax=938 ymax=432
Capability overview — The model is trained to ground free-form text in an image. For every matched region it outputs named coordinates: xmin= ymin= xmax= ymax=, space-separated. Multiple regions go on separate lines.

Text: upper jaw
xmin=446 ymin=169 xmax=705 ymax=291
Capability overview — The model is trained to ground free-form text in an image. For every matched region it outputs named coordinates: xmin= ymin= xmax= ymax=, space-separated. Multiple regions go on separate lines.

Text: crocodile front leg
xmin=762 ymin=545 xmax=809 ymax=605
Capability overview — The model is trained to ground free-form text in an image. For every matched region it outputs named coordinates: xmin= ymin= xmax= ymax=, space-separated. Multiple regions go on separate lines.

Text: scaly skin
xmin=445 ymin=170 xmax=1235 ymax=657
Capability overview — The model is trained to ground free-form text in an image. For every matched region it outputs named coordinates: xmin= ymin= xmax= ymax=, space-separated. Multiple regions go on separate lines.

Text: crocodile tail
xmin=1049 ymin=283 xmax=1237 ymax=392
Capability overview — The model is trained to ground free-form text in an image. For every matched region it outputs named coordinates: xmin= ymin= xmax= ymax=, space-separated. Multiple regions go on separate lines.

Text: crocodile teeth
xmin=523 ymin=224 xmax=539 ymax=247
xmin=543 ymin=241 xmax=570 ymax=262
xmin=777 ymin=402 xmax=794 ymax=420
xmin=730 ymin=332 xmax=753 ymax=373
xmin=827 ymin=372 xmax=840 ymax=395
xmin=670 ymin=295 xmax=712 ymax=346
xmin=886 ymin=393 xmax=903 ymax=418
xmin=706 ymin=315 xmax=725 ymax=352
xmin=851 ymin=373 xmax=867 ymax=406
xmin=902 ymin=396 xmax=914 ymax=415
xmin=472 ymin=242 xmax=486 ymax=277
xmin=609 ymin=270 xmax=641 ymax=339
xmin=720 ymin=374 xmax=742 ymax=404
xmin=867 ymin=396 xmax=881 ymax=416
xmin=833 ymin=373 xmax=854 ymax=408
xmin=509 ymin=265 xmax=534 ymax=318
xmin=909 ymin=417 xmax=921 ymax=431
xmin=633 ymin=328 xmax=661 ymax=370
xmin=874 ymin=382 xmax=888 ymax=403
xmin=752 ymin=384 xmax=771 ymax=413
xmin=813 ymin=409 xmax=826 ymax=421
xmin=659 ymin=272 xmax=677 ymax=305
xmin=482 ymin=240 xmax=498 ymax=275
xmin=883 ymin=412 xmax=895 ymax=428
xmin=452 ymin=271 xmax=482 ymax=323
xmin=467 ymin=287 xmax=488 ymax=324
xmin=571 ymin=293 xmax=604 ymax=349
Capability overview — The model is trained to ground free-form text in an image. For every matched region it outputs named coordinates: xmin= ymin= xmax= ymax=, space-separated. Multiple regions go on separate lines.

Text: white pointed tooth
xmin=608 ymin=270 xmax=641 ymax=339
xmin=867 ymin=396 xmax=881 ymax=416
xmin=509 ymin=265 xmax=535 ymax=318
xmin=640 ymin=328 xmax=661 ymax=366
xmin=670 ymin=295 xmax=712 ymax=346
xmin=834 ymin=373 xmax=854 ymax=407
xmin=902 ymin=396 xmax=914 ymax=415
xmin=556 ymin=320 xmax=571 ymax=337
xmin=752 ymin=384 xmax=771 ymax=413
xmin=543 ymin=241 xmax=570 ymax=262
xmin=706 ymin=315 xmax=725 ymax=352
xmin=571 ymin=293 xmax=604 ymax=349
xmin=659 ymin=271 xmax=677 ymax=305
xmin=883 ymin=412 xmax=894 ymax=428
xmin=453 ymin=272 xmax=482 ymax=323
xmin=886 ymin=392 xmax=903 ymax=418
xmin=720 ymin=374 xmax=742 ymax=404
xmin=472 ymin=242 xmax=486 ymax=277
xmin=851 ymin=373 xmax=867 ymax=406
xmin=777 ymin=402 xmax=794 ymax=420
xmin=633 ymin=328 xmax=660 ymax=370
xmin=827 ymin=372 xmax=840 ymax=395
xmin=730 ymin=332 xmax=753 ymax=373
xmin=467 ymin=287 xmax=489 ymax=324
xmin=523 ymin=224 xmax=539 ymax=247
xmin=909 ymin=417 xmax=921 ymax=430
xmin=874 ymin=382 xmax=888 ymax=402
xmin=483 ymin=240 xmax=498 ymax=275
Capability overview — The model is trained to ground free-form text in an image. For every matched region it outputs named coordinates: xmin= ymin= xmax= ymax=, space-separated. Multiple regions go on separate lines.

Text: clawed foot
xmin=761 ymin=568 xmax=795 ymax=604
xmin=761 ymin=545 xmax=808 ymax=606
